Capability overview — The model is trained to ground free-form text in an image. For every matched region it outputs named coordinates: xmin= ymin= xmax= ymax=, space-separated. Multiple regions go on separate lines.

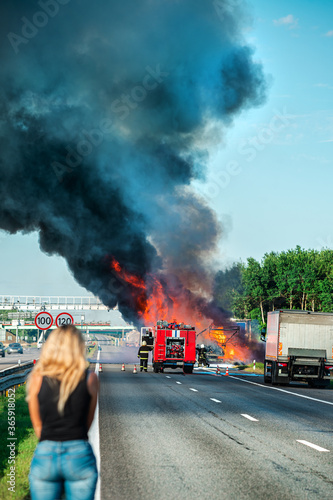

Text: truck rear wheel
xmin=264 ymin=360 xmax=272 ymax=384
xmin=271 ymin=361 xmax=278 ymax=385
xmin=183 ymin=365 xmax=193 ymax=374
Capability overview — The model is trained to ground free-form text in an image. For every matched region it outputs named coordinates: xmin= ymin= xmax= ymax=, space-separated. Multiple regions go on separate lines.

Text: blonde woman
xmin=27 ymin=325 xmax=98 ymax=500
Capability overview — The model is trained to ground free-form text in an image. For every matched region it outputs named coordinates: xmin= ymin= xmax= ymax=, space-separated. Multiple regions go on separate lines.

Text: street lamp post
xmin=81 ymin=315 xmax=85 ymax=340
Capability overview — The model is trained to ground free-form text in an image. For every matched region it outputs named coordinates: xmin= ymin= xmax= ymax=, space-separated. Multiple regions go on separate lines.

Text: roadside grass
xmin=87 ymin=344 xmax=97 ymax=360
xmin=239 ymin=362 xmax=264 ymax=375
xmin=0 ymin=385 xmax=37 ymax=500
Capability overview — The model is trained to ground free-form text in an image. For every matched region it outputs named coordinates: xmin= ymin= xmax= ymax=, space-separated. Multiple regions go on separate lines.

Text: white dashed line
xmin=210 ymin=398 xmax=221 ymax=403
xmin=166 ymin=376 xmax=171 ymax=378
xmin=241 ymin=414 xmax=258 ymax=422
xmin=189 ymin=388 xmax=198 ymax=392
xmin=229 ymin=376 xmax=333 ymax=406
xmin=176 ymin=381 xmax=182 ymax=385
xmin=297 ymin=440 xmax=329 ymax=452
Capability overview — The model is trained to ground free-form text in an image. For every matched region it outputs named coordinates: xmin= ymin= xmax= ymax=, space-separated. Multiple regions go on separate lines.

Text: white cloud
xmin=314 ymin=83 xmax=333 ymax=90
xmin=273 ymin=14 xmax=299 ymax=29
xmin=324 ymin=30 xmax=333 ymax=37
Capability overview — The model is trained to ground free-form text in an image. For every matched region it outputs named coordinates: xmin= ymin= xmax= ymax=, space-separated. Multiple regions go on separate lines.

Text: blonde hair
xmin=27 ymin=325 xmax=87 ymax=415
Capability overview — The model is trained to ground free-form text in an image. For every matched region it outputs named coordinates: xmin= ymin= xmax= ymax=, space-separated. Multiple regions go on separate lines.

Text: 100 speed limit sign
xmin=55 ymin=312 xmax=74 ymax=327
xmin=34 ymin=312 xmax=53 ymax=330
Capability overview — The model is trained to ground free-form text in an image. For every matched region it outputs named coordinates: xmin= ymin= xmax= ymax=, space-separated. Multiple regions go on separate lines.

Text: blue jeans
xmin=29 ymin=440 xmax=98 ymax=500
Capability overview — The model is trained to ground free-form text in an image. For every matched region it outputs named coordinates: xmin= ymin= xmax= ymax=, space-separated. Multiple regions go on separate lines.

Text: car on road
xmin=0 ymin=342 xmax=5 ymax=357
xmin=7 ymin=343 xmax=23 ymax=354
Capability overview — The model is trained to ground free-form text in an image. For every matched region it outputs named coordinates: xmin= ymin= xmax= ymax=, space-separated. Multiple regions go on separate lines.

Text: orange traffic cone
xmin=121 ymin=363 xmax=125 ymax=371
xmin=216 ymin=365 xmax=220 ymax=375
xmin=133 ymin=365 xmax=137 ymax=374
xmin=225 ymin=366 xmax=229 ymax=376
xmin=99 ymin=363 xmax=103 ymax=373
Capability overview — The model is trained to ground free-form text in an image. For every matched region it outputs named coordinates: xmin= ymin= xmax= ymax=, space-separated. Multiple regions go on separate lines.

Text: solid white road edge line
xmin=88 ymin=350 xmax=101 ymax=500
xmin=297 ymin=440 xmax=329 ymax=452
xmin=210 ymin=398 xmax=221 ymax=403
xmin=189 ymin=388 xmax=198 ymax=392
xmin=241 ymin=414 xmax=258 ymax=422
xmin=229 ymin=376 xmax=333 ymax=406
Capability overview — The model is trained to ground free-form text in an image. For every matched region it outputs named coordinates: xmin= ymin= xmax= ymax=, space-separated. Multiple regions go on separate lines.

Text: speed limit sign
xmin=35 ymin=312 xmax=53 ymax=330
xmin=55 ymin=312 xmax=74 ymax=328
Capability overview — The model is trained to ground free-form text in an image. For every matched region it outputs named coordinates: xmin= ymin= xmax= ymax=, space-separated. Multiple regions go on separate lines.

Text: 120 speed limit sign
xmin=55 ymin=312 xmax=74 ymax=327
xmin=34 ymin=312 xmax=53 ymax=330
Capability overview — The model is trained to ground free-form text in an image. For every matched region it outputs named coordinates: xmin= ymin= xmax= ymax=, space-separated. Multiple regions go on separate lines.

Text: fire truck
xmin=141 ymin=321 xmax=197 ymax=373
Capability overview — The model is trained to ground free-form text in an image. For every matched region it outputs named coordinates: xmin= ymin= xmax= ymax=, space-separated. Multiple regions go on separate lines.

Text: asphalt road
xmin=97 ymin=345 xmax=332 ymax=500
xmin=0 ymin=346 xmax=39 ymax=371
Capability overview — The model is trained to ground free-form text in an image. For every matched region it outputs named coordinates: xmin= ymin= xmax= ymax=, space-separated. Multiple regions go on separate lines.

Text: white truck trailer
xmin=264 ymin=310 xmax=333 ymax=387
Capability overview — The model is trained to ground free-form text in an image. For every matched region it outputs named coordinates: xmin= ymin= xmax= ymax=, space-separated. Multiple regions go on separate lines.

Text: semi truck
xmin=141 ymin=321 xmax=197 ymax=373
xmin=264 ymin=310 xmax=333 ymax=387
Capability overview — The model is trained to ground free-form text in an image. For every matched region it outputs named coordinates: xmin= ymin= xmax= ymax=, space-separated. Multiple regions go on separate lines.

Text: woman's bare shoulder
xmin=87 ymin=371 xmax=99 ymax=395
xmin=29 ymin=371 xmax=43 ymax=395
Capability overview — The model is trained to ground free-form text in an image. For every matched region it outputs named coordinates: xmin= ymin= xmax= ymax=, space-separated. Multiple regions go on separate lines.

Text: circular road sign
xmin=35 ymin=311 xmax=53 ymax=330
xmin=55 ymin=312 xmax=74 ymax=328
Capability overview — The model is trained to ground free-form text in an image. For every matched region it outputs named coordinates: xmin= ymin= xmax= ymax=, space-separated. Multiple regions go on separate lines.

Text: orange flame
xmin=109 ymin=257 xmax=252 ymax=361
xmin=110 ymin=257 xmax=207 ymax=329
xmin=209 ymin=327 xmax=249 ymax=362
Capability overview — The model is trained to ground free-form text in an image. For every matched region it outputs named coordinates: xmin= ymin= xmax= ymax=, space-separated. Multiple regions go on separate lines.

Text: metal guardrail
xmin=0 ymin=361 xmax=34 ymax=394
xmin=0 ymin=368 xmax=32 ymax=394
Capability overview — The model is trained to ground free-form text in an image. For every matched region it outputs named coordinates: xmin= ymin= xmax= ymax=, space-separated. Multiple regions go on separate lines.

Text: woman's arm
xmin=87 ymin=371 xmax=99 ymax=430
xmin=28 ymin=372 xmax=43 ymax=439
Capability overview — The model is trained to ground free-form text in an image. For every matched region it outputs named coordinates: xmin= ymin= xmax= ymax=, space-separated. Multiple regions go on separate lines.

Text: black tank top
xmin=38 ymin=371 xmax=91 ymax=442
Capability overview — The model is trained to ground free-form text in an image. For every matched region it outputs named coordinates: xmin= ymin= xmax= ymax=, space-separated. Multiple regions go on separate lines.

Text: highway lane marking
xmin=176 ymin=381 xmax=182 ymax=384
xmin=88 ymin=350 xmax=101 ymax=500
xmin=189 ymin=388 xmax=198 ymax=392
xmin=229 ymin=376 xmax=333 ymax=407
xmin=297 ymin=440 xmax=329 ymax=452
xmin=241 ymin=414 xmax=258 ymax=422
xmin=166 ymin=376 xmax=171 ymax=378
xmin=210 ymin=398 xmax=221 ymax=403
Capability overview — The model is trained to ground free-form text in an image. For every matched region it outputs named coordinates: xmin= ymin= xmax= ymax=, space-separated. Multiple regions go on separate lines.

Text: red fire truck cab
xmin=141 ymin=321 xmax=197 ymax=373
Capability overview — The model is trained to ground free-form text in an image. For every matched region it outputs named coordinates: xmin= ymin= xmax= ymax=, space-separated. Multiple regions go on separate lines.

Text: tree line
xmin=213 ymin=246 xmax=333 ymax=328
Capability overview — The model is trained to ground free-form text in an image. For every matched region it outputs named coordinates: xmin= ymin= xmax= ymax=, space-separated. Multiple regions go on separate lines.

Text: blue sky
xmin=1 ymin=0 xmax=333 ymax=296
xmin=201 ymin=0 xmax=333 ymax=266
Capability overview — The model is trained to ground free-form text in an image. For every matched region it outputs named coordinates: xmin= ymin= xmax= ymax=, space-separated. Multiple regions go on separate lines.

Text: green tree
xmin=242 ymin=257 xmax=267 ymax=325
xmin=213 ymin=263 xmax=244 ymax=313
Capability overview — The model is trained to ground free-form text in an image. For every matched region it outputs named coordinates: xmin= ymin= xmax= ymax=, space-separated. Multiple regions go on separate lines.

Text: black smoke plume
xmin=0 ymin=0 xmax=266 ymax=324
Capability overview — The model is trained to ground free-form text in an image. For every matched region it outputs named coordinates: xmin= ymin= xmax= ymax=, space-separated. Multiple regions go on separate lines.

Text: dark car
xmin=0 ymin=342 xmax=5 ymax=357
xmin=7 ymin=343 xmax=23 ymax=354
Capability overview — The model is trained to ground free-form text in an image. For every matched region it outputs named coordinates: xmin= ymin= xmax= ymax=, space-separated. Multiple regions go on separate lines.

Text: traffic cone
xmin=99 ymin=363 xmax=103 ymax=373
xmin=216 ymin=365 xmax=220 ymax=375
xmin=133 ymin=365 xmax=137 ymax=374
xmin=225 ymin=366 xmax=229 ymax=376
xmin=121 ymin=363 xmax=125 ymax=371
